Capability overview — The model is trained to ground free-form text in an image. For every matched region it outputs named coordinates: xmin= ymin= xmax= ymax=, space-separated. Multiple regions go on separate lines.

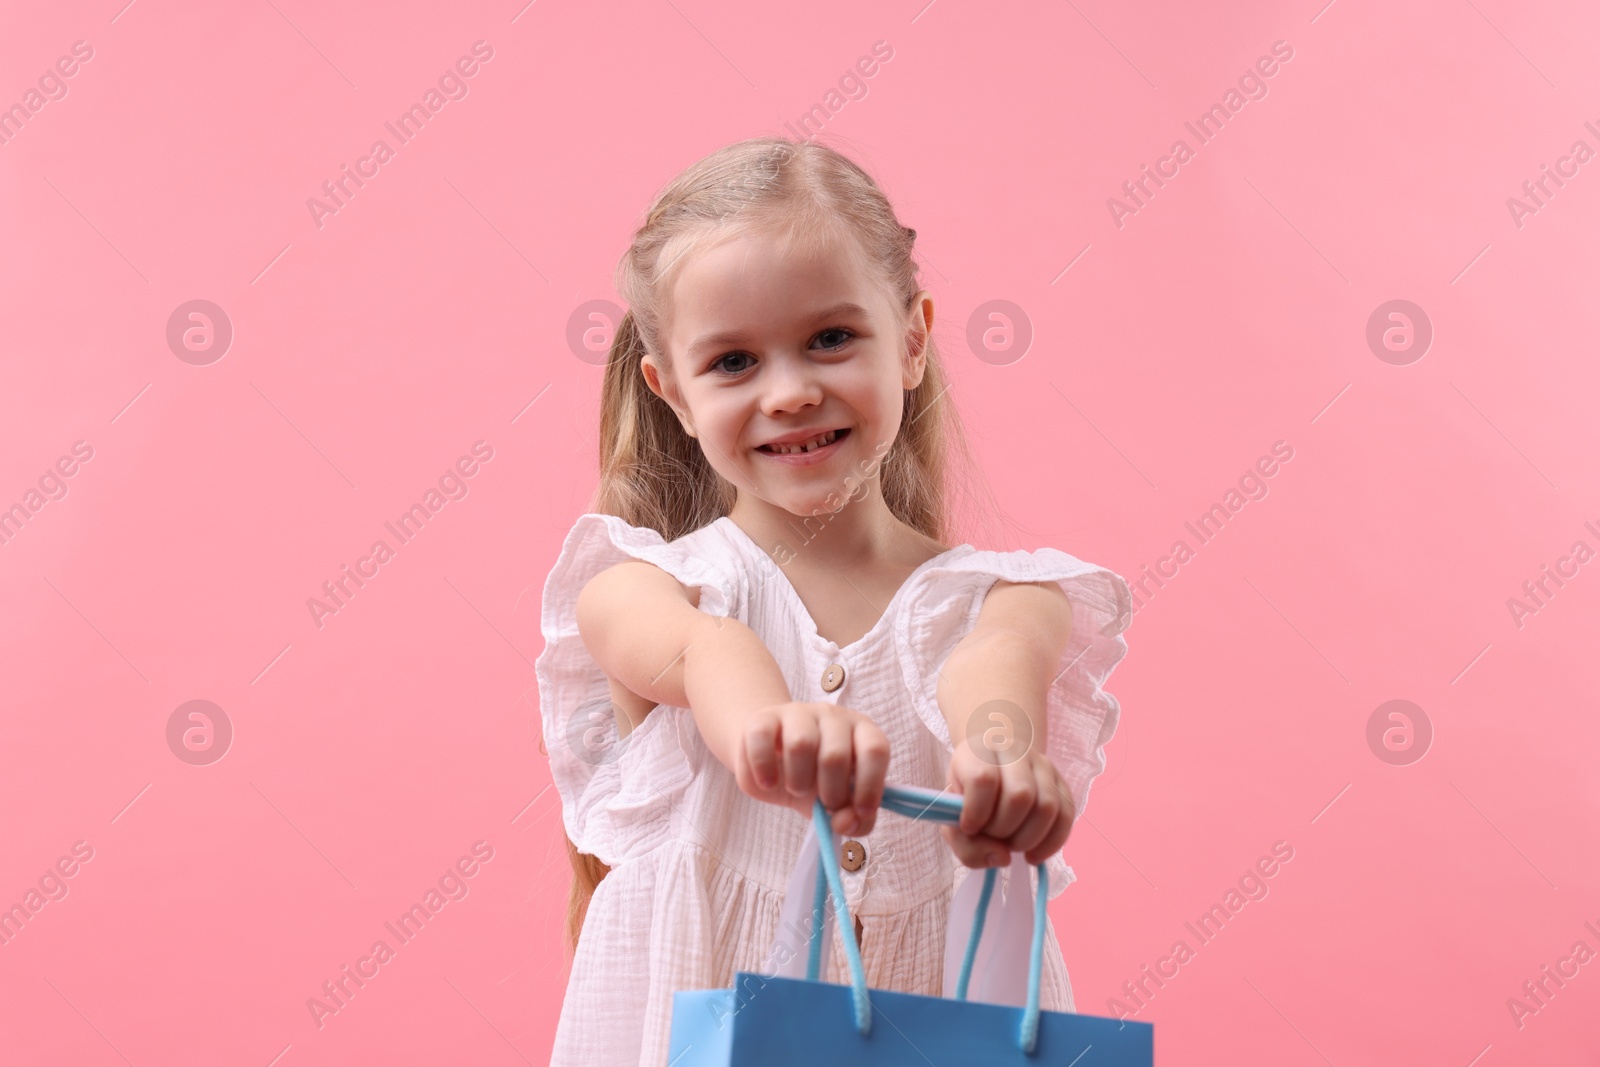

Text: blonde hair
xmin=562 ymin=135 xmax=991 ymax=956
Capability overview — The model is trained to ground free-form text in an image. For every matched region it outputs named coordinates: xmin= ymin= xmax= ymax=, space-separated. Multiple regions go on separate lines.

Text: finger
xmin=742 ymin=710 xmax=781 ymax=791
xmin=850 ymin=720 xmax=889 ymax=836
xmin=1024 ymin=779 xmax=1077 ymax=864
xmin=815 ymin=714 xmax=853 ymax=825
xmin=1005 ymin=783 xmax=1060 ymax=856
xmin=955 ymin=761 xmax=1000 ymax=836
xmin=1024 ymin=813 xmax=1073 ymax=865
xmin=982 ymin=762 xmax=1035 ymax=841
xmin=941 ymin=825 xmax=1011 ymax=869
xmin=781 ymin=706 xmax=820 ymax=798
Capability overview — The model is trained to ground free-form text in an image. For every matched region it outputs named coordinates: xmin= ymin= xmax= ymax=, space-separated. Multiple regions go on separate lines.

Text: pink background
xmin=3 ymin=0 xmax=1598 ymax=1063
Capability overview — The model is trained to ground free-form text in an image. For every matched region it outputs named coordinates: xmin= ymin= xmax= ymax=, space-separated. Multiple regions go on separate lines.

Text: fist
xmin=940 ymin=742 xmax=1076 ymax=868
xmin=734 ymin=702 xmax=890 ymax=837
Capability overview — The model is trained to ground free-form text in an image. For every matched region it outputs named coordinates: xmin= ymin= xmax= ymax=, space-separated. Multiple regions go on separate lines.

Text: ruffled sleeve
xmin=894 ymin=547 xmax=1133 ymax=898
xmin=535 ymin=513 xmax=737 ymax=866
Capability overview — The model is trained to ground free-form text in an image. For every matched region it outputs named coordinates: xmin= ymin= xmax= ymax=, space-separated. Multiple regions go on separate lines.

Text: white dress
xmin=536 ymin=513 xmax=1133 ymax=1067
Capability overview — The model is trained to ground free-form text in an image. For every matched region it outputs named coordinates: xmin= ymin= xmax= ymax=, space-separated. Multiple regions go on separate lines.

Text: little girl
xmin=536 ymin=137 xmax=1133 ymax=1066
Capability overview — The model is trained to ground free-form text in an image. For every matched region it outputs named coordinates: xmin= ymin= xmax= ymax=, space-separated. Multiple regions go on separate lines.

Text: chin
xmin=779 ymin=492 xmax=853 ymax=520
xmin=737 ymin=481 xmax=838 ymax=519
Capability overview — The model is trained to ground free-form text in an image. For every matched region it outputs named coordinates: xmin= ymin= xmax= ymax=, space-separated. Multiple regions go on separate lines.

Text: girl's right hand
xmin=733 ymin=701 xmax=889 ymax=837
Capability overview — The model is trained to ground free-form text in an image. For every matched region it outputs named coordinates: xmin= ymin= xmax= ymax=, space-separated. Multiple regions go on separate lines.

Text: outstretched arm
xmin=934 ymin=579 xmax=1076 ymax=867
xmin=575 ymin=560 xmax=889 ymax=835
xmin=576 ymin=560 xmax=788 ymax=768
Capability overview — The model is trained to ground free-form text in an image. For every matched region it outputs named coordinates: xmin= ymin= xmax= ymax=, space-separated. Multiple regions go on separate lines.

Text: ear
xmin=640 ymin=350 xmax=698 ymax=439
xmin=902 ymin=290 xmax=934 ymax=390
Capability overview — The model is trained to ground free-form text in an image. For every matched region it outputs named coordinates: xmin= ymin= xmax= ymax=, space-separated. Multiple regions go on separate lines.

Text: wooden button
xmin=821 ymin=663 xmax=846 ymax=692
xmin=840 ymin=838 xmax=865 ymax=871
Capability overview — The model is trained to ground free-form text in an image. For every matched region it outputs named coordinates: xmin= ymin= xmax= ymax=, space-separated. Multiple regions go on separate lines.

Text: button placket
xmin=821 ymin=662 xmax=846 ymax=693
xmin=818 ymin=646 xmax=866 ymax=907
xmin=817 ymin=639 xmax=847 ymax=703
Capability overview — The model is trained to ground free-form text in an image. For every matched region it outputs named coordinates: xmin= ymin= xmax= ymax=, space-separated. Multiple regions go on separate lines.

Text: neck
xmin=728 ymin=486 xmax=910 ymax=571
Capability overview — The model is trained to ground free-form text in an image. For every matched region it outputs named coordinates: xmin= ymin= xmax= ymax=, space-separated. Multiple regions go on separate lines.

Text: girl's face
xmin=641 ymin=225 xmax=933 ymax=520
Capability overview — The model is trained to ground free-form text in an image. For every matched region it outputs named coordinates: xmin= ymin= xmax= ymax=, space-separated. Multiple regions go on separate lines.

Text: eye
xmin=814 ymin=327 xmax=855 ymax=351
xmin=710 ymin=351 xmax=755 ymax=376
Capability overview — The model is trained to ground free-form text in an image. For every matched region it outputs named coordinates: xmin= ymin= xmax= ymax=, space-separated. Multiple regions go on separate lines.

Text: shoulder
xmin=578 ymin=556 xmax=704 ymax=621
xmin=542 ymin=514 xmax=740 ymax=633
xmin=972 ymin=579 xmax=1074 ymax=643
xmin=893 ymin=543 xmax=1133 ymax=657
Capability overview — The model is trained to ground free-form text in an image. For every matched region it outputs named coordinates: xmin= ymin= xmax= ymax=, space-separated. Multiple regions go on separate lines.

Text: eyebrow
xmin=686 ymin=301 xmax=873 ymax=358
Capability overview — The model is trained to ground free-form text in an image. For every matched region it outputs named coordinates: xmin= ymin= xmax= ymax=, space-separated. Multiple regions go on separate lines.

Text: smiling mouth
xmin=756 ymin=428 xmax=849 ymax=455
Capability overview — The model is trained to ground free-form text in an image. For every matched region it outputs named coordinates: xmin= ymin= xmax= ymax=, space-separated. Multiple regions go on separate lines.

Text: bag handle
xmin=805 ymin=784 xmax=1049 ymax=1054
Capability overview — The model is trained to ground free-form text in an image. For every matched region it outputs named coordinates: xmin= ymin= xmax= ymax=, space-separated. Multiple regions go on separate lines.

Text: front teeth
xmin=767 ymin=429 xmax=840 ymax=455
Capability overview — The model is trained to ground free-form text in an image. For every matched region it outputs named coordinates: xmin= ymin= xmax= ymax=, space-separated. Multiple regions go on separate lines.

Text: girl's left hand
xmin=939 ymin=742 xmax=1076 ymax=868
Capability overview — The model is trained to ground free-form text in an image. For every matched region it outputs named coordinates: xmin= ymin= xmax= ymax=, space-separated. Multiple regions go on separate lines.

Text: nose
xmin=759 ymin=353 xmax=824 ymax=416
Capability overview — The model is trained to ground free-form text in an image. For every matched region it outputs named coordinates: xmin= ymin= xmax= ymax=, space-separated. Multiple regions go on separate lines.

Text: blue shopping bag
xmin=667 ymin=784 xmax=1154 ymax=1065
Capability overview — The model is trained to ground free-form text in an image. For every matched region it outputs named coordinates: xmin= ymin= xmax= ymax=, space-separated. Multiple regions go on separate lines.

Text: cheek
xmin=691 ymin=396 xmax=744 ymax=446
xmin=854 ymin=380 xmax=905 ymax=436
xmin=836 ymin=364 xmax=900 ymax=420
xmin=680 ymin=394 xmax=754 ymax=472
